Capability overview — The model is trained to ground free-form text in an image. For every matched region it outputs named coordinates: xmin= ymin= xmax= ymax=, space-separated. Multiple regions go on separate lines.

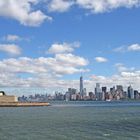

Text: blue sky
xmin=0 ymin=0 xmax=140 ymax=95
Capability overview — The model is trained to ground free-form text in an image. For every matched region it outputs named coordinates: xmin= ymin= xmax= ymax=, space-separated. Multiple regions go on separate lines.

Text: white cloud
xmin=95 ymin=57 xmax=108 ymax=63
xmin=48 ymin=0 xmax=74 ymax=12
xmin=45 ymin=53 xmax=89 ymax=75
xmin=48 ymin=43 xmax=74 ymax=54
xmin=76 ymin=0 xmax=140 ymax=13
xmin=113 ymin=46 xmax=126 ymax=53
xmin=0 ymin=51 xmax=89 ymax=88
xmin=0 ymin=0 xmax=139 ymax=27
xmin=47 ymin=0 xmax=140 ymax=14
xmin=3 ymin=34 xmax=21 ymax=42
xmin=114 ymin=43 xmax=140 ymax=53
xmin=55 ymin=53 xmax=88 ymax=66
xmin=0 ymin=44 xmax=21 ymax=55
xmin=115 ymin=63 xmax=135 ymax=72
xmin=128 ymin=43 xmax=140 ymax=51
xmin=47 ymin=42 xmax=80 ymax=54
xmin=3 ymin=34 xmax=31 ymax=42
xmin=121 ymin=71 xmax=137 ymax=77
xmin=0 ymin=0 xmax=52 ymax=26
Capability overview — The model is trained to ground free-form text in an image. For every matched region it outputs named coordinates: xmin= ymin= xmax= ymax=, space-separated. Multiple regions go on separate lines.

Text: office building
xmin=80 ymin=75 xmax=84 ymax=96
xmin=95 ymin=83 xmax=102 ymax=100
xmin=127 ymin=85 xmax=134 ymax=99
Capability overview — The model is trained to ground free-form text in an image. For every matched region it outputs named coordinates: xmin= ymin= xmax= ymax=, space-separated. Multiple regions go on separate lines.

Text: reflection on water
xmin=0 ymin=101 xmax=140 ymax=140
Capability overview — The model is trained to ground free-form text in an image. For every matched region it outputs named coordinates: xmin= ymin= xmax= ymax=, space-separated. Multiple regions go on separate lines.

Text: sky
xmin=0 ymin=0 xmax=140 ymax=95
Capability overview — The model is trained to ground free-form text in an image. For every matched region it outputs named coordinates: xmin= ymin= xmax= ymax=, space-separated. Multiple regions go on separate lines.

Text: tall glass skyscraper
xmin=127 ymin=85 xmax=134 ymax=99
xmin=80 ymin=76 xmax=84 ymax=96
xmin=95 ymin=83 xmax=102 ymax=100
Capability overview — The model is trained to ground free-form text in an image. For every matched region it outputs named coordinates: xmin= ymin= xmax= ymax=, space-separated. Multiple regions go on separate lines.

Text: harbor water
xmin=0 ymin=101 xmax=140 ymax=140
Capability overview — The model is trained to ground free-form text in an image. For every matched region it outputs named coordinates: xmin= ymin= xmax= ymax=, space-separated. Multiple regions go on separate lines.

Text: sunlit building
xmin=127 ymin=85 xmax=134 ymax=99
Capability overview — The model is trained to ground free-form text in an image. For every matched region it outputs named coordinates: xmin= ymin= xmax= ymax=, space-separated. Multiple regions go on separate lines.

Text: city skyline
xmin=18 ymin=79 xmax=140 ymax=102
xmin=0 ymin=0 xmax=140 ymax=95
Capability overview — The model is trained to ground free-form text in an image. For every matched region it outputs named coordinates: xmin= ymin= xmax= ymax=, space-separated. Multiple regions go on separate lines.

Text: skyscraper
xmin=116 ymin=85 xmax=123 ymax=91
xmin=116 ymin=85 xmax=124 ymax=99
xmin=80 ymin=75 xmax=84 ymax=96
xmin=127 ymin=85 xmax=134 ymax=99
xmin=95 ymin=83 xmax=102 ymax=100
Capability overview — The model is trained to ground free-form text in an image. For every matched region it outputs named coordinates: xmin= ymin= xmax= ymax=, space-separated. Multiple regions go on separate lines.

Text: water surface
xmin=0 ymin=101 xmax=140 ymax=140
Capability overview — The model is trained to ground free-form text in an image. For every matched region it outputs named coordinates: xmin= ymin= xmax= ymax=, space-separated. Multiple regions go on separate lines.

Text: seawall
xmin=0 ymin=102 xmax=50 ymax=107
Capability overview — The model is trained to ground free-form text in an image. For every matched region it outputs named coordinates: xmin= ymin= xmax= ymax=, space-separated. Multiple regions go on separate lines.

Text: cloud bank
xmin=0 ymin=42 xmax=89 ymax=91
xmin=0 ymin=0 xmax=140 ymax=26
xmin=47 ymin=0 xmax=140 ymax=13
xmin=0 ymin=0 xmax=52 ymax=26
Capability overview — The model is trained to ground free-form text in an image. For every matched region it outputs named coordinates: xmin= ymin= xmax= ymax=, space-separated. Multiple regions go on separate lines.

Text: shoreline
xmin=0 ymin=102 xmax=50 ymax=107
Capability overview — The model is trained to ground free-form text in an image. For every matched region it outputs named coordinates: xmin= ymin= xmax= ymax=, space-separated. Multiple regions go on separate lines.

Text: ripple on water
xmin=0 ymin=102 xmax=140 ymax=140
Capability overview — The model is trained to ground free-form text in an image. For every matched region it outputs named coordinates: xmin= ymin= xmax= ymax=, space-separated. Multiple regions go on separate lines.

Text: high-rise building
xmin=68 ymin=88 xmax=77 ymax=95
xmin=116 ymin=85 xmax=123 ymax=91
xmin=134 ymin=90 xmax=139 ymax=99
xmin=127 ymin=85 xmax=134 ymax=99
xmin=95 ymin=83 xmax=101 ymax=93
xmin=83 ymin=88 xmax=87 ymax=96
xmin=102 ymin=87 xmax=107 ymax=93
xmin=95 ymin=83 xmax=102 ymax=100
xmin=102 ymin=87 xmax=107 ymax=100
xmin=80 ymin=76 xmax=84 ymax=96
xmin=116 ymin=85 xmax=124 ymax=99
xmin=65 ymin=88 xmax=78 ymax=101
xmin=110 ymin=86 xmax=116 ymax=97
xmin=89 ymin=92 xmax=95 ymax=100
xmin=65 ymin=92 xmax=71 ymax=101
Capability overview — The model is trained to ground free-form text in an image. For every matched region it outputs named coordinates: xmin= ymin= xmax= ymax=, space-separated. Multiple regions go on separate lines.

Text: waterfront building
xmin=123 ymin=91 xmax=127 ymax=99
xmin=68 ymin=88 xmax=77 ymax=95
xmin=102 ymin=87 xmax=107 ymax=93
xmin=102 ymin=87 xmax=107 ymax=100
xmin=83 ymin=88 xmax=87 ymax=96
xmin=127 ymin=85 xmax=134 ymax=99
xmin=95 ymin=83 xmax=103 ymax=100
xmin=110 ymin=86 xmax=115 ymax=95
xmin=116 ymin=85 xmax=124 ymax=99
xmin=80 ymin=76 xmax=86 ymax=99
xmin=65 ymin=92 xmax=71 ymax=101
xmin=0 ymin=91 xmax=18 ymax=103
xmin=55 ymin=92 xmax=64 ymax=101
xmin=134 ymin=90 xmax=140 ymax=99
xmin=116 ymin=85 xmax=123 ymax=91
xmin=88 ymin=92 xmax=95 ymax=100
xmin=80 ymin=75 xmax=84 ymax=97
xmin=65 ymin=88 xmax=78 ymax=101
xmin=108 ymin=92 xmax=113 ymax=100
xmin=71 ymin=94 xmax=77 ymax=100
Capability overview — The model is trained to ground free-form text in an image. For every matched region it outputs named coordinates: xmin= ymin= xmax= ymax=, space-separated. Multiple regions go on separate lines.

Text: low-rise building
xmin=0 ymin=91 xmax=18 ymax=103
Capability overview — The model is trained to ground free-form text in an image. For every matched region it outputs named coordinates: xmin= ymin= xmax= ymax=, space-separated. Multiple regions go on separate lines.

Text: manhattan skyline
xmin=0 ymin=0 xmax=140 ymax=95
